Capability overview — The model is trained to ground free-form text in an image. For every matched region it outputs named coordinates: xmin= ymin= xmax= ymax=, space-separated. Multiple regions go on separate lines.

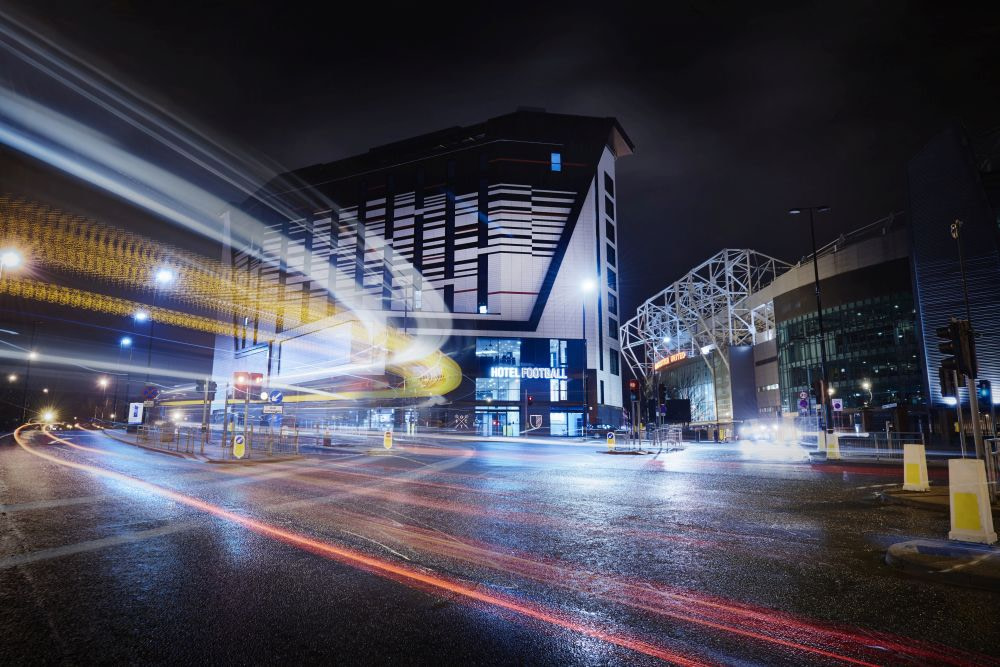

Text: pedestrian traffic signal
xmin=977 ymin=379 xmax=992 ymax=411
xmin=657 ymin=382 xmax=667 ymax=405
xmin=527 ymin=394 xmax=534 ymax=406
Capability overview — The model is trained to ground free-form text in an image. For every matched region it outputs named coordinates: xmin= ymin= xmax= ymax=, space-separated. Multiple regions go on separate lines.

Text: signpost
xmin=128 ymin=402 xmax=144 ymax=424
xmin=832 ymin=398 xmax=844 ymax=412
xmin=232 ymin=434 xmax=246 ymax=459
xmin=262 ymin=405 xmax=283 ymax=414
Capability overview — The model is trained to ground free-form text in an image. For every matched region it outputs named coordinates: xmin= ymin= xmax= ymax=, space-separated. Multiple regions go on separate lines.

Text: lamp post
xmin=0 ymin=248 xmax=22 ymax=281
xmin=115 ymin=335 xmax=134 ymax=418
xmin=581 ymin=279 xmax=596 ymax=434
xmin=143 ymin=266 xmax=175 ymax=390
xmin=861 ymin=380 xmax=873 ymax=406
xmin=789 ymin=206 xmax=832 ymax=443
xmin=20 ymin=323 xmax=38 ymax=424
xmin=97 ymin=377 xmax=109 ymax=419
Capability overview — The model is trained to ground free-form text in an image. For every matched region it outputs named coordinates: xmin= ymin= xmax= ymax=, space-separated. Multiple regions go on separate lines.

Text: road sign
xmin=383 ymin=430 xmax=393 ymax=449
xmin=268 ymin=391 xmax=283 ymax=404
xmin=262 ymin=405 xmax=283 ymax=414
xmin=142 ymin=400 xmax=155 ymax=408
xmin=799 ymin=391 xmax=808 ymax=400
xmin=233 ymin=434 xmax=246 ymax=459
xmin=832 ymin=398 xmax=844 ymax=412
xmin=607 ymin=431 xmax=616 ymax=450
xmin=128 ymin=402 xmax=144 ymax=424
xmin=141 ymin=386 xmax=159 ymax=400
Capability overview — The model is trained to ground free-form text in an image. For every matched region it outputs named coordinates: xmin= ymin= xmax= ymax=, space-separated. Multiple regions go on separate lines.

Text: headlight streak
xmin=13 ymin=426 xmax=704 ymax=666
xmin=29 ymin=427 xmax=987 ymax=666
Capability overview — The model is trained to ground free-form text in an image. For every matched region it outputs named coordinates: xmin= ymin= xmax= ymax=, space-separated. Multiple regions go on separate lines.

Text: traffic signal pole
xmin=954 ymin=369 xmax=967 ymax=457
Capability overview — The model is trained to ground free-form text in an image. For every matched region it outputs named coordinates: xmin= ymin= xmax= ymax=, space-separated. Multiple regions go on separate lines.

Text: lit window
xmin=550 ymin=152 xmax=562 ymax=172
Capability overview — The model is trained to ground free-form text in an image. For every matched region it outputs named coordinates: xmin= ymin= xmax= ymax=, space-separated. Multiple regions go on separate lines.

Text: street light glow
xmin=120 ymin=336 xmax=133 ymax=347
xmin=0 ymin=249 xmax=22 ymax=267
xmin=28 ymin=351 xmax=38 ymax=360
xmin=133 ymin=310 xmax=150 ymax=322
xmin=98 ymin=377 xmax=109 ymax=388
xmin=41 ymin=410 xmax=55 ymax=423
xmin=7 ymin=373 xmax=16 ymax=382
xmin=663 ymin=336 xmax=671 ymax=343
xmin=42 ymin=387 xmax=49 ymax=393
xmin=861 ymin=380 xmax=871 ymax=390
xmin=154 ymin=267 xmax=176 ymax=284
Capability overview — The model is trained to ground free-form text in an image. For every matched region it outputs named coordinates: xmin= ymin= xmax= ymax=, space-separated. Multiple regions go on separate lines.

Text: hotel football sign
xmin=490 ymin=366 xmax=568 ymax=380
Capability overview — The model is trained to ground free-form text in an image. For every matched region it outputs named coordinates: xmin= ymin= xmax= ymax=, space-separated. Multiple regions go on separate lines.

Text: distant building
xmin=211 ymin=110 xmax=634 ymax=435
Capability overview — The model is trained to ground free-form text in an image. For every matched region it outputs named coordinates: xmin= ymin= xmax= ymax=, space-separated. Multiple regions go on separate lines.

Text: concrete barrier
xmin=948 ymin=458 xmax=997 ymax=545
xmin=902 ymin=444 xmax=930 ymax=492
xmin=825 ymin=432 xmax=841 ymax=460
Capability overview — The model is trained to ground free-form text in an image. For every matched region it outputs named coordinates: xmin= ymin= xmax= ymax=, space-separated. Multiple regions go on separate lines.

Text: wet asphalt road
xmin=1 ymin=427 xmax=998 ymax=666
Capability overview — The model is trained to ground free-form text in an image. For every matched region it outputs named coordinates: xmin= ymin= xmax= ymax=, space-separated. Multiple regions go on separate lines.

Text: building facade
xmin=210 ymin=110 xmax=633 ymax=435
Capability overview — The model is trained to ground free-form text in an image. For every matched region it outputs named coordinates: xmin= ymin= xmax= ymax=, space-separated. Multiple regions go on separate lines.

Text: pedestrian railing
xmin=834 ymin=431 xmax=924 ymax=461
xmin=132 ymin=423 xmax=301 ymax=459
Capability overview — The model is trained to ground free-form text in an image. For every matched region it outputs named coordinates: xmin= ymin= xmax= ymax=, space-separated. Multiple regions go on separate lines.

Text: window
xmin=476 ymin=377 xmax=520 ymax=401
xmin=476 ymin=338 xmax=521 ymax=365
xmin=549 ymin=339 xmax=568 ymax=367
xmin=607 ymin=268 xmax=617 ymax=292
xmin=607 ymin=293 xmax=618 ymax=317
xmin=550 ymin=152 xmax=562 ymax=172
xmin=608 ymin=317 xmax=619 ymax=341
xmin=610 ymin=350 xmax=620 ymax=376
xmin=549 ymin=378 xmax=568 ymax=401
xmin=605 ymin=220 xmax=615 ymax=243
xmin=606 ymin=243 xmax=616 ymax=267
xmin=600 ymin=380 xmax=605 ymax=404
xmin=604 ymin=172 xmax=615 ymax=198
xmin=604 ymin=196 xmax=615 ymax=220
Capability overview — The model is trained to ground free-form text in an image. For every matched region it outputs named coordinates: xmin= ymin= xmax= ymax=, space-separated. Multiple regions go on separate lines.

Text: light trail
xmin=13 ymin=426 xmax=706 ymax=666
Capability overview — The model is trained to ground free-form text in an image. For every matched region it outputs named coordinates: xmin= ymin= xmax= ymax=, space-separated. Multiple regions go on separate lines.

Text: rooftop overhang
xmin=608 ymin=120 xmax=635 ymax=158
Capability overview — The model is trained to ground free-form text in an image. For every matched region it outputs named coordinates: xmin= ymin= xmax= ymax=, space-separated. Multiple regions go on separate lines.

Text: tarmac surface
xmin=2 ymin=427 xmax=998 ymax=665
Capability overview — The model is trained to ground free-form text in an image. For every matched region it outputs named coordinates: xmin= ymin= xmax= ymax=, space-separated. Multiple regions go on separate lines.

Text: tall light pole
xmin=789 ymin=206 xmax=832 ymax=442
xmin=861 ymin=380 xmax=873 ymax=406
xmin=97 ymin=376 xmax=109 ymax=419
xmin=20 ymin=324 xmax=38 ymax=424
xmin=581 ymin=279 xmax=596 ymax=434
xmin=115 ymin=335 xmax=133 ymax=419
xmin=144 ymin=266 xmax=176 ymax=388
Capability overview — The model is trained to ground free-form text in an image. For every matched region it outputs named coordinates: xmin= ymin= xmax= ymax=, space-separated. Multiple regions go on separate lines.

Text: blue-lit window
xmin=550 ymin=152 xmax=562 ymax=172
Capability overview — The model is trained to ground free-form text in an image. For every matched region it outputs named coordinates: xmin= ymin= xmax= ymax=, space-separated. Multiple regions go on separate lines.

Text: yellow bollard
xmin=825 ymin=432 xmax=841 ymax=460
xmin=383 ymin=429 xmax=393 ymax=450
xmin=606 ymin=431 xmax=616 ymax=451
xmin=947 ymin=458 xmax=997 ymax=544
xmin=902 ymin=444 xmax=930 ymax=492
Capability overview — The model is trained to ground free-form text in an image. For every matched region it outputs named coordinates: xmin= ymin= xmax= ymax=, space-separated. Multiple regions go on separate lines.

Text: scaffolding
xmin=621 ymin=249 xmax=790 ymax=379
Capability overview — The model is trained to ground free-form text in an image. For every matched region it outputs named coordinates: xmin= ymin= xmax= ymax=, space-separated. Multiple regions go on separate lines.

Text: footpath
xmin=99 ymin=427 xmax=302 ymax=465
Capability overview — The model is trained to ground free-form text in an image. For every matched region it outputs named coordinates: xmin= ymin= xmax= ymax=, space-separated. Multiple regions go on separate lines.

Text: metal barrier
xmin=834 ymin=431 xmax=924 ymax=461
xmin=132 ymin=423 xmax=300 ymax=459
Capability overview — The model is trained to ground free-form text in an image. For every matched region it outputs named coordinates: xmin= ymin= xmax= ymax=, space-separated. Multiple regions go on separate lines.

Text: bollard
xmin=383 ymin=429 xmax=393 ymax=450
xmin=902 ymin=444 xmax=930 ymax=492
xmin=606 ymin=431 xmax=616 ymax=451
xmin=825 ymin=432 xmax=841 ymax=460
xmin=947 ymin=458 xmax=997 ymax=544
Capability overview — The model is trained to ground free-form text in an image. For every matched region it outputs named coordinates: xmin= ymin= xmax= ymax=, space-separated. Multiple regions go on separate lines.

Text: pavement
xmin=2 ymin=428 xmax=998 ymax=664
xmin=100 ymin=427 xmax=303 ymax=464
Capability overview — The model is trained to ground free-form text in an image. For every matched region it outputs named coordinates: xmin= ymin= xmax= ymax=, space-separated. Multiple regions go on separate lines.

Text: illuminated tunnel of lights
xmin=15 ymin=424 xmax=989 ymax=667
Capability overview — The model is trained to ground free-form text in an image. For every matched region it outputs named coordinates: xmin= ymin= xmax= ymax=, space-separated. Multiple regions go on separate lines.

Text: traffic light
xmin=628 ymin=378 xmax=639 ymax=402
xmin=194 ymin=380 xmax=218 ymax=396
xmin=937 ymin=319 xmax=977 ymax=379
xmin=657 ymin=383 xmax=667 ymax=405
xmin=527 ymin=394 xmax=534 ymax=406
xmin=810 ymin=378 xmax=824 ymax=403
xmin=977 ymin=379 xmax=992 ymax=411
xmin=233 ymin=372 xmax=264 ymax=395
xmin=939 ymin=367 xmax=957 ymax=398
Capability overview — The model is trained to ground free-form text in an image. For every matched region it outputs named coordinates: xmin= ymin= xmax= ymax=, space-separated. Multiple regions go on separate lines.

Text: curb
xmin=885 ymin=539 xmax=1000 ymax=592
xmin=100 ymin=429 xmax=303 ymax=464
xmin=203 ymin=455 xmax=304 ymax=465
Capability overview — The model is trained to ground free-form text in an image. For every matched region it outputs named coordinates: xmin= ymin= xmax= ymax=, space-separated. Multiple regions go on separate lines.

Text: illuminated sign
xmin=654 ymin=351 xmax=688 ymax=371
xmin=490 ymin=366 xmax=568 ymax=380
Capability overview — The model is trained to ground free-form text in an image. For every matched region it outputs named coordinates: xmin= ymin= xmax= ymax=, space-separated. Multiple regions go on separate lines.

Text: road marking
xmin=0 ymin=495 xmax=107 ymax=513
xmin=0 ymin=520 xmax=202 ymax=570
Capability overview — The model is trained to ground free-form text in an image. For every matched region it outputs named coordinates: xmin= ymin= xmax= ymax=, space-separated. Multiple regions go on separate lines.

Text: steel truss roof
xmin=621 ymin=249 xmax=790 ymax=378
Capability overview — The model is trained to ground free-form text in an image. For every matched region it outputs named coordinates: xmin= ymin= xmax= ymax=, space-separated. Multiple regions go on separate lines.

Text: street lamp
xmin=7 ymin=373 xmax=16 ymax=382
xmin=133 ymin=310 xmax=149 ymax=323
xmin=0 ymin=248 xmax=22 ymax=280
xmin=581 ymin=279 xmax=596 ymax=433
xmin=789 ymin=205 xmax=832 ymax=440
xmin=861 ymin=380 xmax=872 ymax=405
xmin=154 ymin=268 xmax=176 ymax=285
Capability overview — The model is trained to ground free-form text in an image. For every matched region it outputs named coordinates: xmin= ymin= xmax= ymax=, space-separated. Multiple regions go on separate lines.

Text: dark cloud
xmin=5 ymin=0 xmax=1000 ymax=318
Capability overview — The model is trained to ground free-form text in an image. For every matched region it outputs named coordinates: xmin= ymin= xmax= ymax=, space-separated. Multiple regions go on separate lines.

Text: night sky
xmin=5 ymin=1 xmax=1000 ymax=318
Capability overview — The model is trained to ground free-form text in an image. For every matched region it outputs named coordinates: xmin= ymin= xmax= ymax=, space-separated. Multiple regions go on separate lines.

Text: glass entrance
xmin=550 ymin=411 xmax=583 ymax=436
xmin=476 ymin=407 xmax=520 ymax=436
